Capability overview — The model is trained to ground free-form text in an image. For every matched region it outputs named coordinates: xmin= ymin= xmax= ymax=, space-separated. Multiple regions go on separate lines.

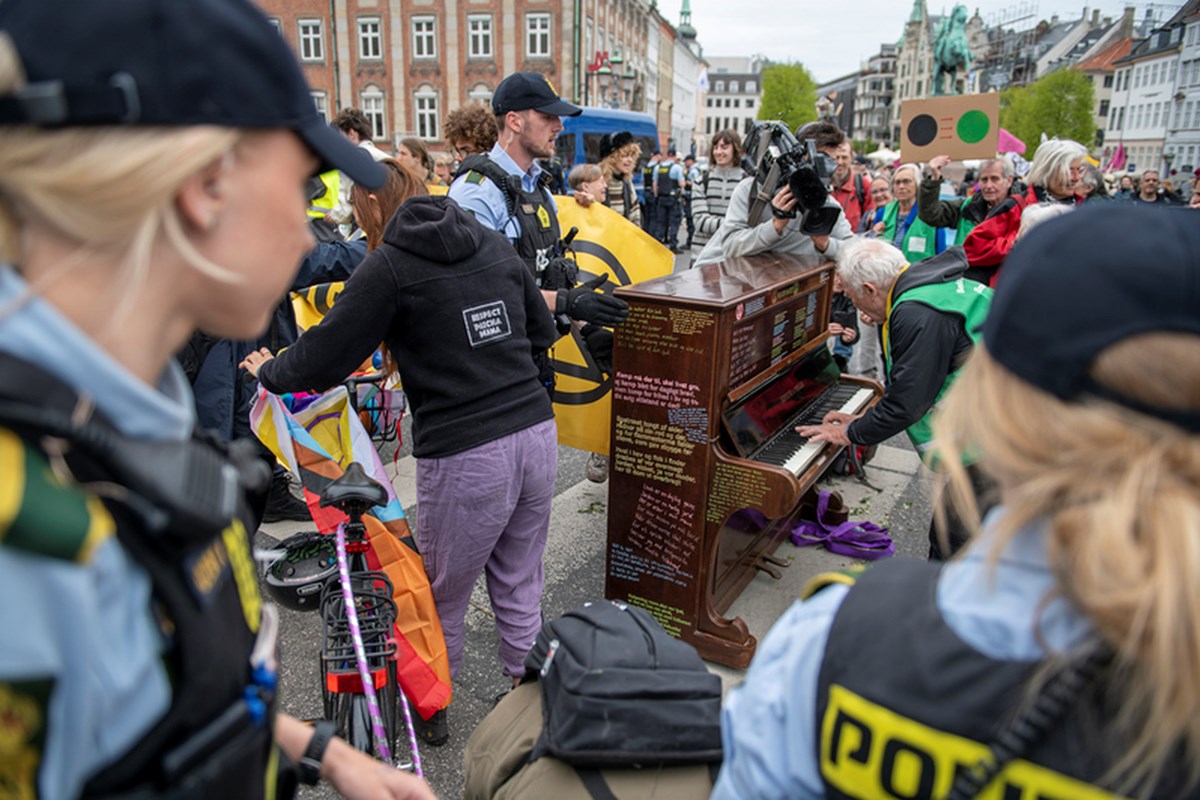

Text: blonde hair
xmin=599 ymin=141 xmax=642 ymax=182
xmin=0 ymin=36 xmax=243 ymax=320
xmin=934 ymin=337 xmax=1200 ymax=795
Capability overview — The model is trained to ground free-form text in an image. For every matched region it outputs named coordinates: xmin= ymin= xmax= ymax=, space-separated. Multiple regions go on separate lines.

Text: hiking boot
xmin=262 ymin=472 xmax=309 ymax=523
xmin=413 ymin=708 xmax=449 ymax=747
xmin=585 ymin=453 xmax=609 ymax=483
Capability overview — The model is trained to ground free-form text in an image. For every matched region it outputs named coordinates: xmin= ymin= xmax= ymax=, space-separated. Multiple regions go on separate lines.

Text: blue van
xmin=554 ymin=106 xmax=659 ymax=203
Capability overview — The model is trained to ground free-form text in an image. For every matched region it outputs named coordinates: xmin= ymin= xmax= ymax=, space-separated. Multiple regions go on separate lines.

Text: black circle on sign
xmin=907 ymin=114 xmax=938 ymax=147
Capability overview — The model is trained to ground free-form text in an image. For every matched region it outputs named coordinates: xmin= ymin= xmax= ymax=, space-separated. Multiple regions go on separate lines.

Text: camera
xmin=744 ymin=121 xmax=842 ymax=236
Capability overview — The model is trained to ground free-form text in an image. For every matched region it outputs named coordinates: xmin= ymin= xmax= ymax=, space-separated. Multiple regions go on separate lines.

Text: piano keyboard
xmin=753 ymin=385 xmax=875 ymax=476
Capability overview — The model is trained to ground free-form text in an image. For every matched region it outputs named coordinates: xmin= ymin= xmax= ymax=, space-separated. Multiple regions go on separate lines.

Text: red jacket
xmin=829 ymin=172 xmax=874 ymax=232
xmin=961 ymin=184 xmax=1078 ymax=286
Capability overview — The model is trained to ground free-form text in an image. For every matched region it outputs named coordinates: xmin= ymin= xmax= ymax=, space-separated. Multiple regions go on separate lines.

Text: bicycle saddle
xmin=319 ymin=462 xmax=389 ymax=510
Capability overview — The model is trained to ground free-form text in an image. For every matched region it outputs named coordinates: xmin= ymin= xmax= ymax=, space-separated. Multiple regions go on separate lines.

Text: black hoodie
xmin=846 ymin=247 xmax=978 ymax=447
xmin=260 ymin=196 xmax=557 ymax=458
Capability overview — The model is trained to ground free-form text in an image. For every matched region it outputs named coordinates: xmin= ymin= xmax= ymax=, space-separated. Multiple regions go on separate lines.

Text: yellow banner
xmin=550 ymin=197 xmax=673 ymax=456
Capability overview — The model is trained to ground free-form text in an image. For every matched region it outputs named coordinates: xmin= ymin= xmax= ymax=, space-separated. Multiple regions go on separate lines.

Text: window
xmin=1170 ymin=61 xmax=1177 ymax=83
xmin=733 ymin=98 xmax=740 ymax=108
xmin=586 ymin=19 xmax=594 ymax=63
xmin=360 ymin=88 xmax=385 ymax=139
xmin=311 ymin=91 xmax=328 ymax=121
xmin=358 ymin=17 xmax=382 ymax=60
xmin=1103 ymin=74 xmax=1113 ymax=88
xmin=468 ymin=83 xmax=493 ymax=105
xmin=1134 ymin=67 xmax=1141 ymax=88
xmin=746 ymin=81 xmax=756 ymax=93
xmin=298 ymin=18 xmax=323 ymax=61
xmin=1099 ymin=99 xmax=1110 ymax=117
xmin=526 ymin=13 xmax=550 ymax=58
xmin=1123 ymin=70 xmax=1130 ymax=91
xmin=715 ymin=80 xmax=725 ymax=93
xmin=468 ymin=15 xmax=493 ymax=58
xmin=729 ymin=81 xmax=739 ymax=93
xmin=1153 ymin=102 xmax=1161 ymax=127
xmin=412 ymin=16 xmax=435 ymax=59
xmin=268 ymin=17 xmax=282 ymax=35
xmin=706 ymin=97 xmax=713 ymax=107
xmin=916 ymin=80 xmax=923 ymax=95
xmin=1174 ymin=102 xmax=1183 ymax=127
xmin=415 ymin=89 xmax=439 ymax=139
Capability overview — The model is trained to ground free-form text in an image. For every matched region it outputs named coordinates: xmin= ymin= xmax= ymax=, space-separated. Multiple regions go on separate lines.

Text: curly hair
xmin=332 ymin=107 xmax=373 ymax=141
xmin=443 ymin=103 xmax=498 ymax=155
xmin=599 ymin=141 xmax=642 ymax=182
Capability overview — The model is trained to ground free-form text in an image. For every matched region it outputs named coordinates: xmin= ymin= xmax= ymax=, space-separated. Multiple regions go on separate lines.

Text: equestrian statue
xmin=932 ymin=4 xmax=973 ymax=96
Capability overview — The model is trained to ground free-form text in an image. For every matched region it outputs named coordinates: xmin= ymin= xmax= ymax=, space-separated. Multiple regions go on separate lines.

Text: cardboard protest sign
xmin=900 ymin=93 xmax=1000 ymax=162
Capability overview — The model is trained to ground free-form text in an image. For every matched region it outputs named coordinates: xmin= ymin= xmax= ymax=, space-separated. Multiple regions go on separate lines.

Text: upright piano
xmin=605 ymin=253 xmax=883 ymax=669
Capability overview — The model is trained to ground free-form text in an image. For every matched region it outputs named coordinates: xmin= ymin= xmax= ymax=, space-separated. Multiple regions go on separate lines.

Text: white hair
xmin=1016 ymin=202 xmax=1073 ymax=240
xmin=892 ymin=163 xmax=920 ymax=186
xmin=1026 ymin=139 xmax=1087 ymax=190
xmin=836 ymin=237 xmax=908 ymax=294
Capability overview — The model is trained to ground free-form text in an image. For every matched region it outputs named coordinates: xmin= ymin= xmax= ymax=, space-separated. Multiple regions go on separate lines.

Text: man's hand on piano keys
xmin=796 ymin=420 xmax=852 ymax=448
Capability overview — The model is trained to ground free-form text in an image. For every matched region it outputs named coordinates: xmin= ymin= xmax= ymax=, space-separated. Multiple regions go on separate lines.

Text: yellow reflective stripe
xmin=77 ymin=495 xmax=115 ymax=563
xmin=801 ymin=571 xmax=859 ymax=601
xmin=0 ymin=428 xmax=25 ymax=540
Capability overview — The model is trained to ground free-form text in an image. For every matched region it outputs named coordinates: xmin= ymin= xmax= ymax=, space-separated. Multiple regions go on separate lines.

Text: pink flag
xmin=1109 ymin=144 xmax=1127 ymax=171
xmin=997 ymin=128 xmax=1026 ymax=155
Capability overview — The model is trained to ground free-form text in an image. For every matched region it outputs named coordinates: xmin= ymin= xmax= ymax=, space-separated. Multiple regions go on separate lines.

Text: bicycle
xmin=316 ymin=461 xmax=421 ymax=774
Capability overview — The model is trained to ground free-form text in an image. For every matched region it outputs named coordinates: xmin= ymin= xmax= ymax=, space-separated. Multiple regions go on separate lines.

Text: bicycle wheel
xmin=334 ymin=693 xmax=376 ymax=755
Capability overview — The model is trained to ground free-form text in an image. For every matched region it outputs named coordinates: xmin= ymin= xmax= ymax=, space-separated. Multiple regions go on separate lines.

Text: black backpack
xmin=524 ymin=600 xmax=724 ymax=768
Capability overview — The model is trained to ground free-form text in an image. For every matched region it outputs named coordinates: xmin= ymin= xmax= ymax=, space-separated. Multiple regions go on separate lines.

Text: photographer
xmin=693 ymin=121 xmax=853 ymax=267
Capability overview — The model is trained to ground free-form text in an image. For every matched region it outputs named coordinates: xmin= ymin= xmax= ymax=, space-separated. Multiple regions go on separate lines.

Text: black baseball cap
xmin=985 ymin=205 xmax=1200 ymax=432
xmin=0 ymin=0 xmax=386 ymax=189
xmin=493 ymin=72 xmax=582 ymax=117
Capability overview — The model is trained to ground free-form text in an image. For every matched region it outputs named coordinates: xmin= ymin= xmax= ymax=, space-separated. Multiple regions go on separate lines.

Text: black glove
xmin=580 ymin=324 xmax=614 ymax=375
xmin=556 ymin=274 xmax=630 ymax=327
xmin=540 ymin=254 xmax=579 ymax=291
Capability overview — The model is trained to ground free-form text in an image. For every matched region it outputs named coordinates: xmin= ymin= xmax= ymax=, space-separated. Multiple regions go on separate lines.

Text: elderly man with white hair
xmin=962 ymin=139 xmax=1086 ymax=284
xmin=798 ymin=238 xmax=992 ymax=559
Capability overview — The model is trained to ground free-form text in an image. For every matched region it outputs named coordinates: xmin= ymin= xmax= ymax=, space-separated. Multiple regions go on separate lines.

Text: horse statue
xmin=932 ymin=4 xmax=973 ymax=96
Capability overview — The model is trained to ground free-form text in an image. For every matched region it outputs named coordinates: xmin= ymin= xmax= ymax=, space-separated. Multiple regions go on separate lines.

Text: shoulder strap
xmin=457 ymin=154 xmax=521 ymax=217
xmin=855 ymin=173 xmax=866 ymax=206
xmin=575 ymin=769 xmax=619 ymax=800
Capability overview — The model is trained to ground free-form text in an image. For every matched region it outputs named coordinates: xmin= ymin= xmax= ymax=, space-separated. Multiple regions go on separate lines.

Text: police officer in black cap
xmin=449 ymin=71 xmax=628 ymax=388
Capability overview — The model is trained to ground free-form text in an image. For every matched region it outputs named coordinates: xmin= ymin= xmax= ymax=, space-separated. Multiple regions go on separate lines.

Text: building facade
xmin=854 ymin=43 xmax=896 ymax=147
xmin=259 ymin=0 xmax=660 ymax=148
xmin=1164 ymin=0 xmax=1200 ymax=180
xmin=816 ymin=73 xmax=859 ymax=139
xmin=702 ymin=56 xmax=763 ymax=142
xmin=1109 ymin=14 xmax=1187 ymax=176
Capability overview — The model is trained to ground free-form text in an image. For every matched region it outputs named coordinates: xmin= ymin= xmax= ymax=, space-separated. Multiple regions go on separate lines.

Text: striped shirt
xmin=690 ymin=166 xmax=747 ymax=247
xmin=604 ymin=176 xmax=641 ymax=227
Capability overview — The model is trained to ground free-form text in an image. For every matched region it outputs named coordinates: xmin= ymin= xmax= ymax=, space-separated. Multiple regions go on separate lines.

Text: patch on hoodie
xmin=462 ymin=300 xmax=513 ymax=347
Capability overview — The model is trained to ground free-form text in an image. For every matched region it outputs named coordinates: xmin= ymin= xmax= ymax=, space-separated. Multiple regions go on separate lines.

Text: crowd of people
xmin=2 ymin=0 xmax=1198 ymax=797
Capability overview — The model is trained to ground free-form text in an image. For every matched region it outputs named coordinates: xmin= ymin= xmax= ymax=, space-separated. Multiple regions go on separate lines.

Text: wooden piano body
xmin=605 ymin=253 xmax=882 ymax=669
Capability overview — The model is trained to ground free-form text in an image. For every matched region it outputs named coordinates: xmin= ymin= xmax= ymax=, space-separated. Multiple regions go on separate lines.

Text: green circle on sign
xmin=957 ymin=110 xmax=990 ymax=144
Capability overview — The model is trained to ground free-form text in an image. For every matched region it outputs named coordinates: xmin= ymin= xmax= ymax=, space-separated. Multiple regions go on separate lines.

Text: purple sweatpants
xmin=415 ymin=419 xmax=557 ymax=679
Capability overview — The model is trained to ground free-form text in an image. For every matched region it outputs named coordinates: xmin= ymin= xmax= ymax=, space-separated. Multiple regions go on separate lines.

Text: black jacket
xmin=260 ymin=196 xmax=557 ymax=458
xmin=847 ymin=247 xmax=977 ymax=447
xmin=916 ymin=176 xmax=1011 ymax=231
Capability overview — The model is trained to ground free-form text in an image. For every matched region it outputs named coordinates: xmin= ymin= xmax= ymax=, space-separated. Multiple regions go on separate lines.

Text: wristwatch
xmin=298 ymin=720 xmax=337 ymax=786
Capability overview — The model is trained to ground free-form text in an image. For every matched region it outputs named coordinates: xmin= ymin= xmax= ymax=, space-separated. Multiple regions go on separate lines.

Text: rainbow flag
xmin=250 ymin=387 xmax=451 ymax=719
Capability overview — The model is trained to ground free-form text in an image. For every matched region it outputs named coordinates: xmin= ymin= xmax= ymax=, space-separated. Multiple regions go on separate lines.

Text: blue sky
xmin=686 ymin=0 xmax=1176 ymax=82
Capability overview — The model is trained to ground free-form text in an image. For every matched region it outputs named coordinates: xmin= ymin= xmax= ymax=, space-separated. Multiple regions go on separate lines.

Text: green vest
xmin=306 ymin=169 xmax=340 ymax=219
xmin=953 ymin=214 xmax=977 ymax=246
xmin=883 ymin=277 xmax=992 ymax=462
xmin=880 ymin=201 xmax=939 ymax=263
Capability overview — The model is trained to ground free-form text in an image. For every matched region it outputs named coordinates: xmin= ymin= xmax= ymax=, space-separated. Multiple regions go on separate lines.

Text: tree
xmin=757 ymin=63 xmax=819 ymax=133
xmin=999 ymin=68 xmax=1095 ymax=159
